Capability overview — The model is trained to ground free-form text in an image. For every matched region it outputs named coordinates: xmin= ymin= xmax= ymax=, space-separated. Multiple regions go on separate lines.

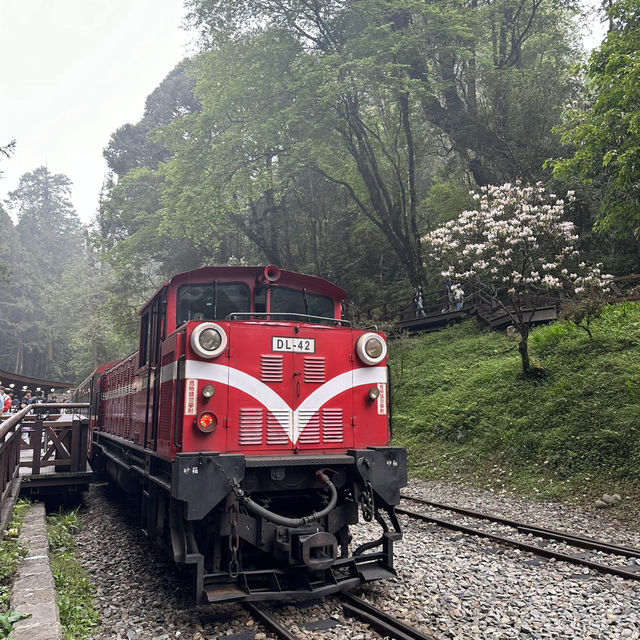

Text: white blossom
xmin=421 ymin=182 xmax=612 ymax=321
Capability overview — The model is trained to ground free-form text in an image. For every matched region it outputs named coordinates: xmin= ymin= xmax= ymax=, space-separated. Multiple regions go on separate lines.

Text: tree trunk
xmin=15 ymin=334 xmax=23 ymax=374
xmin=518 ymin=335 xmax=530 ymax=372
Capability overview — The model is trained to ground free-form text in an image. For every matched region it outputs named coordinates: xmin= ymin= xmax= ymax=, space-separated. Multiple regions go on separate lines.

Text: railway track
xmin=338 ymin=592 xmax=434 ymax=640
xmin=244 ymin=592 xmax=435 ymax=640
xmin=244 ymin=602 xmax=299 ymax=640
xmin=399 ymin=493 xmax=640 ymax=581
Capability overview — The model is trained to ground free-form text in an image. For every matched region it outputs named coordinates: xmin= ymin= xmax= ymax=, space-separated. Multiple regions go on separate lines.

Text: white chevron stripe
xmin=184 ymin=360 xmax=387 ymax=444
xmin=295 ymin=368 xmax=386 ymax=440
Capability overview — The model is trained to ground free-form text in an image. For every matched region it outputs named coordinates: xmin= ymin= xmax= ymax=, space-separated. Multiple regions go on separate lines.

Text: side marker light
xmin=195 ymin=411 xmax=217 ymax=433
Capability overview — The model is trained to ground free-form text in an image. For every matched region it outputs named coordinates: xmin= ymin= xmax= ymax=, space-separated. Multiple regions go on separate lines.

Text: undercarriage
xmin=92 ymin=432 xmax=407 ymax=602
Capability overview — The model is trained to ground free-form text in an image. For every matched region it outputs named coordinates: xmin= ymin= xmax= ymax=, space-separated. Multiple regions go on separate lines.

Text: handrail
xmin=27 ymin=403 xmax=89 ymax=410
xmin=0 ymin=405 xmax=33 ymax=440
xmin=226 ymin=312 xmax=351 ymax=326
xmin=361 ymin=274 xmax=640 ymax=325
xmin=611 ymin=273 xmax=640 ymax=283
xmin=0 ymin=403 xmax=89 ymax=441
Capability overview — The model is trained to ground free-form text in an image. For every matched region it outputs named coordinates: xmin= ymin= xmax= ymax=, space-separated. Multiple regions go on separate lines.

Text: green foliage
xmin=0 ymin=500 xmax=29 ymax=593
xmin=560 ymin=286 xmax=608 ymax=339
xmin=47 ymin=508 xmax=81 ymax=551
xmin=553 ymin=0 xmax=640 ymax=237
xmin=529 ymin=321 xmax=577 ymax=353
xmin=47 ymin=508 xmax=99 ymax=640
xmin=391 ymin=304 xmax=640 ymax=500
xmin=95 ymin=0 xmax=584 ymax=325
xmin=183 ymin=0 xmax=580 ymax=188
xmin=0 ymin=500 xmax=32 ymax=638
xmin=0 ymin=166 xmax=88 ymax=380
xmin=0 ymin=609 xmax=30 ymax=635
xmin=104 ymin=62 xmax=199 ymax=179
xmin=420 ymin=180 xmax=475 ymax=228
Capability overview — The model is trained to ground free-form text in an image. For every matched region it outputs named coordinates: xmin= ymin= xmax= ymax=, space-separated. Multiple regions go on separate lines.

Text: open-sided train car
xmin=77 ymin=265 xmax=406 ymax=603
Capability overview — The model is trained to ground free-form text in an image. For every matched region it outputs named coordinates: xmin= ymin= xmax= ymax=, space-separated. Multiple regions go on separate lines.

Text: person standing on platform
xmin=414 ymin=285 xmax=426 ymax=317
xmin=0 ymin=387 xmax=9 ymax=413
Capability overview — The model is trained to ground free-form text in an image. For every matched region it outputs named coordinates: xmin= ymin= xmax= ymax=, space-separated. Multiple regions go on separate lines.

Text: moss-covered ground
xmin=47 ymin=508 xmax=99 ymax=640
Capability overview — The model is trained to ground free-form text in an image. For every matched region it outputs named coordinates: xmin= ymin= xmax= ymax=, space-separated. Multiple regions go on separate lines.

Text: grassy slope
xmin=390 ymin=302 xmax=640 ymax=505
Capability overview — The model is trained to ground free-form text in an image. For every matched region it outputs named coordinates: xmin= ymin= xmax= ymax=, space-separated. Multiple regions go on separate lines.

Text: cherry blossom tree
xmin=423 ymin=182 xmax=611 ymax=373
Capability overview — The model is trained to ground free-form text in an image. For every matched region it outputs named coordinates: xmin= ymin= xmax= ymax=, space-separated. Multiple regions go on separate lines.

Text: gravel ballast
xmin=77 ymin=480 xmax=640 ymax=639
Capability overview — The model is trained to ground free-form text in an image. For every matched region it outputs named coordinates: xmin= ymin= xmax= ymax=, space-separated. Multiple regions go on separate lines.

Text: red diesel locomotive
xmin=78 ymin=265 xmax=406 ymax=603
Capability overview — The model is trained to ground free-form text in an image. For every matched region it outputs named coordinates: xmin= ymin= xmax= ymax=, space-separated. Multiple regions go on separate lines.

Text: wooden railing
xmin=610 ymin=274 xmax=640 ymax=302
xmin=359 ymin=275 xmax=640 ymax=327
xmin=0 ymin=405 xmax=31 ymax=527
xmin=0 ymin=403 xmax=89 ymax=526
xmin=360 ymin=286 xmax=450 ymax=323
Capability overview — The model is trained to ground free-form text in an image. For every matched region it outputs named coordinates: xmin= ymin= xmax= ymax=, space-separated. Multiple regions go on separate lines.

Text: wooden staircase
xmin=393 ymin=290 xmax=561 ymax=333
xmin=371 ymin=274 xmax=639 ymax=334
xmin=472 ymin=301 xmax=559 ymax=331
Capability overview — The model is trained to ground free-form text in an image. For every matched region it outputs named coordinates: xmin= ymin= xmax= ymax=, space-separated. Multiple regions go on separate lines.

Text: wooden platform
xmin=19 ymin=448 xmax=92 ymax=496
xmin=395 ymin=309 xmax=465 ymax=332
xmin=474 ymin=304 xmax=558 ymax=331
xmin=16 ymin=413 xmax=93 ymax=496
xmin=0 ymin=404 xmax=91 ymax=525
xmin=394 ymin=302 xmax=560 ymax=333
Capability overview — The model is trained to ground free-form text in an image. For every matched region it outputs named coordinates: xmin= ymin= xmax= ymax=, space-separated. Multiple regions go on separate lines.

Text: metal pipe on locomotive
xmin=76 ymin=265 xmax=407 ymax=603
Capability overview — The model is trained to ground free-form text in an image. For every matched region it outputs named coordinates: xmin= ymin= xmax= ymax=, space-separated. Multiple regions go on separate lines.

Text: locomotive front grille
xmin=298 ymin=410 xmax=320 ymax=444
xmin=238 ymin=407 xmax=344 ymax=447
xmin=322 ymin=409 xmax=343 ymax=442
xmin=239 ymin=408 xmax=263 ymax=445
xmin=267 ymin=410 xmax=290 ymax=445
xmin=303 ymin=357 xmax=325 ymax=384
xmin=260 ymin=355 xmax=283 ymax=382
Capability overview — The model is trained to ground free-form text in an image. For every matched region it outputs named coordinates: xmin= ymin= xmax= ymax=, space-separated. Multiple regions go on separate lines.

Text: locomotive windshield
xmin=270 ymin=286 xmax=334 ymax=320
xmin=176 ymin=281 xmax=336 ymax=324
xmin=177 ymin=283 xmax=250 ymax=324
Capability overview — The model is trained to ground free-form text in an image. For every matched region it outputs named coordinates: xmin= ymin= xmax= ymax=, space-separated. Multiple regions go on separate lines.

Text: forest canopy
xmin=1 ymin=0 xmax=638 ymax=383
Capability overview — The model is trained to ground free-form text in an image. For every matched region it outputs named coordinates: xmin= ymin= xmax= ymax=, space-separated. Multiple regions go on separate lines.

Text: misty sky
xmin=0 ymin=0 xmax=192 ymax=223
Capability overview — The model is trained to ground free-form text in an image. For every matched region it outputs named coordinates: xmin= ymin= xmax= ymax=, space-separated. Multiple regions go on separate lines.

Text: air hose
xmin=237 ymin=469 xmax=337 ymax=527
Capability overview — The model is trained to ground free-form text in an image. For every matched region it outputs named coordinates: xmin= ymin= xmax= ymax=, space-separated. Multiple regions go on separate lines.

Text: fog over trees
xmin=1 ymin=0 xmax=638 ymax=382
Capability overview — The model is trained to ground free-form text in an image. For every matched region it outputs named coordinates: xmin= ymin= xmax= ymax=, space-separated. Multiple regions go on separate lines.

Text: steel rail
xmin=400 ymin=494 xmax=640 ymax=558
xmin=243 ymin=602 xmax=299 ymax=640
xmin=397 ymin=506 xmax=640 ymax=581
xmin=339 ymin=592 xmax=435 ymax=640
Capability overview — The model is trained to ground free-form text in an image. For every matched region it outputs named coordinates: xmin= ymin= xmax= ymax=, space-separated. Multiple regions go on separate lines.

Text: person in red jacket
xmin=0 ymin=387 xmax=10 ymax=414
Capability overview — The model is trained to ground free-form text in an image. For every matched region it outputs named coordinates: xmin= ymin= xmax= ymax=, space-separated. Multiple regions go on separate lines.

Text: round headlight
xmin=202 ymin=384 xmax=216 ymax=399
xmin=190 ymin=322 xmax=227 ymax=358
xmin=365 ymin=339 xmax=383 ymax=359
xmin=356 ymin=332 xmax=387 ymax=366
xmin=199 ymin=328 xmax=222 ymax=351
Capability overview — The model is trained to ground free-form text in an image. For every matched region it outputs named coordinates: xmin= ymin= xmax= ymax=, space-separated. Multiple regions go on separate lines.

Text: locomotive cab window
xmin=139 ymin=292 xmax=166 ymax=368
xmin=139 ymin=312 xmax=150 ymax=366
xmin=176 ymin=283 xmax=250 ymax=324
xmin=270 ymin=286 xmax=334 ymax=322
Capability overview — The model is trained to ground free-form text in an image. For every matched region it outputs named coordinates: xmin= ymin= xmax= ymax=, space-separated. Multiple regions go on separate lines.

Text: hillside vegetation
xmin=390 ymin=302 xmax=640 ymax=505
